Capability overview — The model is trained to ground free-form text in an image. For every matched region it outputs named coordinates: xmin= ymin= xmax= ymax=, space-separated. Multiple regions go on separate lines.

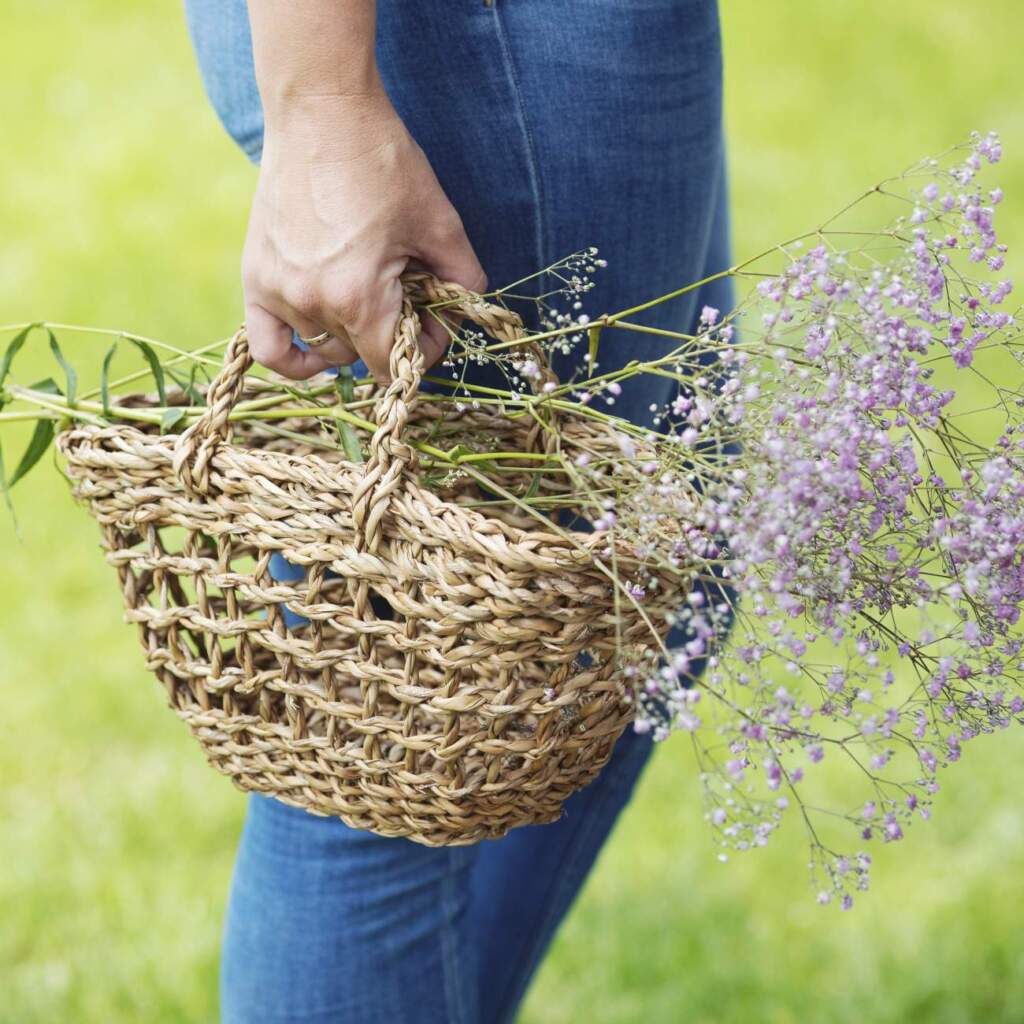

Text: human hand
xmin=241 ymin=89 xmax=486 ymax=381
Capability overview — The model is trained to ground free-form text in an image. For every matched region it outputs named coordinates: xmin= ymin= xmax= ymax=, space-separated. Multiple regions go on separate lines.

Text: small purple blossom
xmin=565 ymin=135 xmax=1019 ymax=910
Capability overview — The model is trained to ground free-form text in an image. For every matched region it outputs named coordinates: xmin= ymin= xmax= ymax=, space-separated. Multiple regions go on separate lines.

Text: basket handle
xmin=173 ymin=272 xmax=558 ymax=551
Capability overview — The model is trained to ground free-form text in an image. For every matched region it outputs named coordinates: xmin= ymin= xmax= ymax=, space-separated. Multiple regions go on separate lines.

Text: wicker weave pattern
xmin=56 ymin=276 xmax=675 ymax=845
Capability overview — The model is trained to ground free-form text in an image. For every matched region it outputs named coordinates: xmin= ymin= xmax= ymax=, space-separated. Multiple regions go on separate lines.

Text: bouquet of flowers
xmin=1 ymin=132 xmax=1018 ymax=906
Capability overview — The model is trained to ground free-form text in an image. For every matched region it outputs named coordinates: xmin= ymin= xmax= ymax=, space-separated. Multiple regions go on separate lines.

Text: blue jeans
xmin=185 ymin=2 xmax=731 ymax=1021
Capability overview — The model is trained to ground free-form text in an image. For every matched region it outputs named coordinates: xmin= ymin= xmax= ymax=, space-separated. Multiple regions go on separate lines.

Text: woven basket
xmin=56 ymin=275 xmax=676 ymax=845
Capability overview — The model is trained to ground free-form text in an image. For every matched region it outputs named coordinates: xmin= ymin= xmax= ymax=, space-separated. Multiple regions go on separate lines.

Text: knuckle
xmin=282 ymin=280 xmax=324 ymax=320
xmin=241 ymin=273 xmax=267 ymax=304
xmin=324 ymin=281 xmax=369 ymax=329
xmin=240 ymin=257 xmax=270 ymax=298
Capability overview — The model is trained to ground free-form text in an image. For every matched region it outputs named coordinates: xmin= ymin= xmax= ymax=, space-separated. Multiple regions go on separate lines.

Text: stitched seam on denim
xmin=691 ymin=138 xmax=724 ymax=289
xmin=440 ymin=848 xmax=471 ymax=1024
xmin=490 ymin=3 xmax=548 ymax=291
xmin=491 ymin=737 xmax=654 ymax=1024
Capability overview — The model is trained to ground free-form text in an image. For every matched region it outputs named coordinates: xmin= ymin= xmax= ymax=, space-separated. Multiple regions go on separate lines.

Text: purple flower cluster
xmin=582 ymin=134 xmax=1021 ymax=906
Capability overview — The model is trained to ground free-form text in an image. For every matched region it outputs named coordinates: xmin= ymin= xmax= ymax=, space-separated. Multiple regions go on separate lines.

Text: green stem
xmin=0 ymin=410 xmax=61 ymax=423
xmin=5 ymin=386 xmax=575 ymax=473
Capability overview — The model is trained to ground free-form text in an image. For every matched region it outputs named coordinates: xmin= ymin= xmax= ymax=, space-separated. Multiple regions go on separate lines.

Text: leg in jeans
xmin=219 ymin=795 xmax=481 ymax=1023
xmin=184 ymin=1 xmax=730 ymax=1020
xmin=466 ymin=171 xmax=735 ymax=1024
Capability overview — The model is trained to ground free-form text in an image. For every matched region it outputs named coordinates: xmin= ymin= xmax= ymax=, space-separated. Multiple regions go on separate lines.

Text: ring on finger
xmin=298 ymin=330 xmax=332 ymax=347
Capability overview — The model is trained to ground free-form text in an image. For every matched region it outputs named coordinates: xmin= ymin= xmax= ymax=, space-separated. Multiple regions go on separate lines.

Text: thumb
xmin=420 ymin=211 xmax=488 ymax=294
xmin=415 ymin=212 xmax=488 ymax=368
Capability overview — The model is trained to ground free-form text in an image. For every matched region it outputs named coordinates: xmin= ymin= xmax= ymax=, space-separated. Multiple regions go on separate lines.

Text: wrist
xmin=261 ymin=85 xmax=403 ymax=160
xmin=260 ymin=57 xmax=385 ymax=111
xmin=248 ymin=0 xmax=383 ymax=128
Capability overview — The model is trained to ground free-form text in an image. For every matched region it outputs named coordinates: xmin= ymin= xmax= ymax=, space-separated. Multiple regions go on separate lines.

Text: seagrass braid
xmin=402 ymin=271 xmax=561 ymax=457
xmin=402 ymin=271 xmax=560 ymax=395
xmin=349 ymin=288 xmax=427 ymax=553
xmin=171 ymin=328 xmax=252 ymax=495
xmin=172 ymin=274 xmax=561 ymax=548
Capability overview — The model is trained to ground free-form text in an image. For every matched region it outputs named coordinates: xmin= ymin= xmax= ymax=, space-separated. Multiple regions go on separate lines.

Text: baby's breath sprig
xmin=1 ymin=133 xmax=1019 ymax=908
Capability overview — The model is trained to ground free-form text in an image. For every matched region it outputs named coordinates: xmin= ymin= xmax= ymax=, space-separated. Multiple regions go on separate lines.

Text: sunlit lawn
xmin=2 ymin=2 xmax=1023 ymax=1021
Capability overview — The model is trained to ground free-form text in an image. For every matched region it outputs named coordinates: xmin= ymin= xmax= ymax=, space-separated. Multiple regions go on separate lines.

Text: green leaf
xmin=337 ymin=364 xmax=356 ymax=404
xmin=0 ymin=436 xmax=14 ymax=521
xmin=100 ymin=340 xmax=118 ymax=418
xmin=48 ymin=330 xmax=77 ymax=406
xmin=338 ymin=423 xmax=364 ymax=464
xmin=0 ymin=325 xmax=34 ymax=410
xmin=160 ymin=407 xmax=186 ymax=434
xmin=167 ymin=366 xmax=204 ymax=406
xmin=334 ymin=370 xmax=363 ymax=463
xmin=587 ymin=324 xmax=602 ymax=373
xmin=8 ymin=419 xmax=54 ymax=488
xmin=129 ymin=338 xmax=166 ymax=405
xmin=28 ymin=377 xmax=62 ymax=396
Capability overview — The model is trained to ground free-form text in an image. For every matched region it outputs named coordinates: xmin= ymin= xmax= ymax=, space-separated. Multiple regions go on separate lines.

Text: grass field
xmin=2 ymin=2 xmax=1023 ymax=1021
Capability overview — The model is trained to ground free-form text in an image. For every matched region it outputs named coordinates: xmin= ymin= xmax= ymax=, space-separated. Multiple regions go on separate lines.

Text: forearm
xmin=240 ymin=0 xmax=484 ymax=382
xmin=246 ymin=0 xmax=384 ymax=138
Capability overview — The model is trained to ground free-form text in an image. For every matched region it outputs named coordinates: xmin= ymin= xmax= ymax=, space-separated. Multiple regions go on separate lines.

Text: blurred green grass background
xmin=2 ymin=2 xmax=1023 ymax=1021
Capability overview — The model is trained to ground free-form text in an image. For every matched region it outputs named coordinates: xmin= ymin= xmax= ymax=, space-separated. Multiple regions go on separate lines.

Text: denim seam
xmin=491 ymin=737 xmax=653 ymax=1024
xmin=489 ymin=2 xmax=548 ymax=287
xmin=440 ymin=847 xmax=472 ymax=1024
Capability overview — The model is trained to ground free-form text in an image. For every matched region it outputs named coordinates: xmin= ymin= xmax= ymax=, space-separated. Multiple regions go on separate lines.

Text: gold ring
xmin=299 ymin=330 xmax=331 ymax=347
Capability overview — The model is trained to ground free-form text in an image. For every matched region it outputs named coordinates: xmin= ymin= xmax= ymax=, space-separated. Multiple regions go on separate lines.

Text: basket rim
xmin=56 ymin=416 xmax=624 ymax=558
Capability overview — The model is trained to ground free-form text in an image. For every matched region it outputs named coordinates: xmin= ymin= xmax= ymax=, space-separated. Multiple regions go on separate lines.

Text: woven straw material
xmin=56 ymin=275 xmax=678 ymax=845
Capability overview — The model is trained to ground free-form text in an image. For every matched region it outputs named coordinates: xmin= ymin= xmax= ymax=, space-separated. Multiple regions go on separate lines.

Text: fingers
xmin=309 ymin=334 xmax=361 ymax=366
xmin=242 ymin=210 xmax=486 ymax=383
xmin=245 ymin=291 xmax=363 ymax=380
xmin=284 ymin=307 xmax=360 ymax=367
xmin=328 ymin=272 xmax=404 ymax=384
xmin=244 ymin=303 xmax=337 ymax=380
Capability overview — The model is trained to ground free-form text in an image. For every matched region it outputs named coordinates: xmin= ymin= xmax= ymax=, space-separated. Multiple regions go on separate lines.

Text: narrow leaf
xmin=587 ymin=324 xmax=602 ymax=373
xmin=0 ymin=436 xmax=14 ymax=520
xmin=168 ymin=366 xmax=204 ymax=405
xmin=334 ymin=369 xmax=364 ymax=463
xmin=0 ymin=325 xmax=34 ymax=409
xmin=160 ymin=407 xmax=186 ymax=434
xmin=8 ymin=419 xmax=55 ymax=488
xmin=338 ymin=422 xmax=364 ymax=464
xmin=446 ymin=443 xmax=474 ymax=461
xmin=130 ymin=338 xmax=166 ymax=404
xmin=28 ymin=377 xmax=62 ymax=396
xmin=337 ymin=364 xmax=356 ymax=404
xmin=100 ymin=340 xmax=118 ymax=418
xmin=48 ymin=331 xmax=77 ymax=406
